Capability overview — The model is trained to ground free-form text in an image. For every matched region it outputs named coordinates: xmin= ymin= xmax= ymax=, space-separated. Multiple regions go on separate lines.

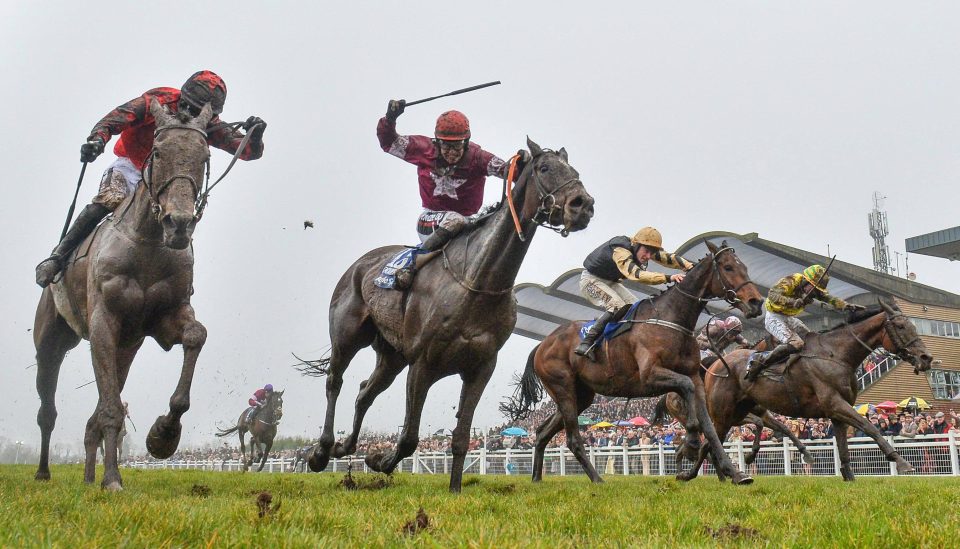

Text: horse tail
xmin=215 ymin=425 xmax=240 ymax=437
xmin=498 ymin=344 xmax=545 ymax=422
xmin=652 ymin=394 xmax=673 ymax=425
xmin=292 ymin=352 xmax=330 ymax=377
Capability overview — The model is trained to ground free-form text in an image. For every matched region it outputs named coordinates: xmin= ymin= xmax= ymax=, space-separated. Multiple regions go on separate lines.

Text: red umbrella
xmin=876 ymin=401 xmax=899 ymax=412
xmin=629 ymin=416 xmax=650 ymax=426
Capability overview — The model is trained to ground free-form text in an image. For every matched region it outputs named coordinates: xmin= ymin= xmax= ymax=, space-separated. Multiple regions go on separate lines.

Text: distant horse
xmin=216 ymin=390 xmax=284 ymax=472
xmin=506 ymin=241 xmax=765 ymax=484
xmin=303 ymin=138 xmax=594 ymax=492
xmin=291 ymin=445 xmax=312 ymax=473
xmin=652 ymin=365 xmax=815 ymax=476
xmin=675 ymin=300 xmax=933 ymax=482
xmin=33 ymin=99 xmax=214 ymax=490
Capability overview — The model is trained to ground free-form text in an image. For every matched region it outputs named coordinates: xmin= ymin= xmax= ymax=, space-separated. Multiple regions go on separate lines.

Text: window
xmin=909 ymin=317 xmax=960 ymax=339
xmin=927 ymin=369 xmax=960 ymax=400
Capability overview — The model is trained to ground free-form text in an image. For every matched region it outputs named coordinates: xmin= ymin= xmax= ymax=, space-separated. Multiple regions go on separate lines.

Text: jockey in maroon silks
xmin=248 ymin=384 xmax=274 ymax=421
xmin=376 ymin=99 xmax=517 ymax=288
xmin=35 ymin=70 xmax=268 ymax=288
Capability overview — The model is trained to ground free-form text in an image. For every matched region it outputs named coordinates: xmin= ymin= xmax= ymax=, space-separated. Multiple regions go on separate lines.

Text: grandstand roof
xmin=514 ymin=230 xmax=960 ymax=341
xmin=906 ymin=226 xmax=960 ymax=262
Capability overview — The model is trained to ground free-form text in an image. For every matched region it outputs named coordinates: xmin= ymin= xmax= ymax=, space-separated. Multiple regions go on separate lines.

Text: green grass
xmin=2 ymin=465 xmax=958 ymax=547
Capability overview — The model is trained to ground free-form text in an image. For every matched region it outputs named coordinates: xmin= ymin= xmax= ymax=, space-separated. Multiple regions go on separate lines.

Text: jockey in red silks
xmin=376 ymin=99 xmax=517 ymax=288
xmin=35 ymin=70 xmax=268 ymax=288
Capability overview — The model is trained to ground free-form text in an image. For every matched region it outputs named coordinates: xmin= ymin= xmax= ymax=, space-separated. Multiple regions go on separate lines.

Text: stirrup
xmin=575 ymin=340 xmax=598 ymax=361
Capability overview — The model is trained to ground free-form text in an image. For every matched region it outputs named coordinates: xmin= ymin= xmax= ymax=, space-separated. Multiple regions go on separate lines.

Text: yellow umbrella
xmin=591 ymin=421 xmax=616 ymax=429
xmin=855 ymin=403 xmax=876 ymax=416
xmin=898 ymin=397 xmax=931 ymax=410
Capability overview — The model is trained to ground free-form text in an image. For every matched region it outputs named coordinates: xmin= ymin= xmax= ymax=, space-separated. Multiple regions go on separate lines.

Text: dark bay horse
xmin=652 ymin=374 xmax=815 ymax=476
xmin=304 ymin=138 xmax=594 ymax=492
xmin=506 ymin=241 xmax=765 ymax=484
xmin=33 ymin=99 xmax=213 ymax=490
xmin=216 ymin=390 xmax=284 ymax=472
xmin=676 ymin=300 xmax=934 ymax=481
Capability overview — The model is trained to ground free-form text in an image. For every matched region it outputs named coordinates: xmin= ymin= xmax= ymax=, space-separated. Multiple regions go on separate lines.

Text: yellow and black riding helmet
xmin=802 ymin=264 xmax=830 ymax=293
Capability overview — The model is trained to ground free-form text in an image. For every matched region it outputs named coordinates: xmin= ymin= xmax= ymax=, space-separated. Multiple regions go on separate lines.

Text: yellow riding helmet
xmin=802 ymin=265 xmax=830 ymax=292
xmin=631 ymin=227 xmax=663 ymax=249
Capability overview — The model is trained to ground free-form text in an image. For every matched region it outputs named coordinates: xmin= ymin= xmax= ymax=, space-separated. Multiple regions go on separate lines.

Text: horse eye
xmin=724 ymin=265 xmax=734 ymax=272
xmin=539 ymin=164 xmax=549 ymax=173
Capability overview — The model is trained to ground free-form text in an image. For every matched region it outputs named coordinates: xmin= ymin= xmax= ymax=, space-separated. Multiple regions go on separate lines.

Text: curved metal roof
xmin=514 ymin=230 xmax=960 ymax=341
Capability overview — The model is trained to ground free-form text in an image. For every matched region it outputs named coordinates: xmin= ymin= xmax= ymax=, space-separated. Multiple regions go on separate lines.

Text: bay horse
xmin=505 ymin=241 xmax=765 ymax=484
xmin=33 ymin=99 xmax=213 ymax=490
xmin=216 ymin=390 xmax=284 ymax=472
xmin=304 ymin=138 xmax=594 ymax=492
xmin=675 ymin=299 xmax=934 ymax=481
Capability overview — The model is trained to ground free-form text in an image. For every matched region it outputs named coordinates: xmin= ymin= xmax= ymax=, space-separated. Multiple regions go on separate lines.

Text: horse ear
xmin=558 ymin=147 xmax=568 ymax=162
xmin=196 ymin=102 xmax=214 ymax=127
xmin=149 ymin=97 xmax=168 ymax=122
xmin=526 ymin=136 xmax=542 ymax=157
xmin=704 ymin=239 xmax=719 ymax=255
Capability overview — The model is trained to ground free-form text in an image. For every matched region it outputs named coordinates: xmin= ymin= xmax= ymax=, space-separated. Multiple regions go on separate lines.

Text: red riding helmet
xmin=180 ymin=70 xmax=227 ymax=114
xmin=435 ymin=110 xmax=471 ymax=141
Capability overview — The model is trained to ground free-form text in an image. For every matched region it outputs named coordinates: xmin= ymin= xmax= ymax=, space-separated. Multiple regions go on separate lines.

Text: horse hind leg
xmin=365 ymin=363 xmax=436 ymax=475
xmin=554 ymin=380 xmax=601 ymax=483
xmin=334 ymin=342 xmax=406 ymax=458
xmin=532 ymin=412 xmax=564 ymax=482
xmin=33 ymin=291 xmax=81 ymax=482
xmin=146 ymin=306 xmax=206 ymax=460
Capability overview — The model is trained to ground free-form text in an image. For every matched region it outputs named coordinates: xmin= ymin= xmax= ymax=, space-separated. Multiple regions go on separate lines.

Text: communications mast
xmin=868 ymin=192 xmax=892 ymax=274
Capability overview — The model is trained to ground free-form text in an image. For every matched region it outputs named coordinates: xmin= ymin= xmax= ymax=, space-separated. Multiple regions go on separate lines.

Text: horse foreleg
xmin=257 ymin=436 xmax=273 ymax=472
xmin=831 ymin=402 xmax=914 ymax=475
xmin=365 ymin=365 xmax=435 ymax=475
xmin=532 ymin=412 xmax=564 ymax=482
xmin=689 ymin=375 xmax=751 ymax=485
xmin=33 ymin=292 xmax=81 ymax=482
xmin=335 ymin=348 xmax=406 ymax=458
xmin=146 ymin=306 xmax=206 ymax=460
xmin=448 ymin=363 xmax=496 ymax=493
xmin=87 ymin=307 xmax=128 ymax=491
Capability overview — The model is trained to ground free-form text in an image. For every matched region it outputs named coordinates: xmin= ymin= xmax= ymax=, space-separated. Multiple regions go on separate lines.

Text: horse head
xmin=269 ymin=390 xmax=284 ymax=421
xmin=703 ymin=240 xmax=764 ymax=317
xmin=146 ymin=97 xmax=213 ymax=249
xmin=517 ymin=138 xmax=594 ymax=234
xmin=877 ymin=298 xmax=934 ymax=373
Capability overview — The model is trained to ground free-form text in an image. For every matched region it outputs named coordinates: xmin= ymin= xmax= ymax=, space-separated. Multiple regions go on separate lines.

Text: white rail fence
xmin=127 ymin=433 xmax=960 ymax=477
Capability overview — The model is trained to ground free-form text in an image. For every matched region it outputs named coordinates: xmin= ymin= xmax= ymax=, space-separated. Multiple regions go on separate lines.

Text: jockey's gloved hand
xmin=386 ymin=99 xmax=405 ymax=122
xmin=244 ymin=116 xmax=267 ymax=140
xmin=80 ymin=137 xmax=105 ymax=163
xmin=789 ymin=298 xmax=805 ymax=309
xmin=844 ymin=303 xmax=866 ymax=312
xmin=514 ymin=149 xmax=532 ymax=175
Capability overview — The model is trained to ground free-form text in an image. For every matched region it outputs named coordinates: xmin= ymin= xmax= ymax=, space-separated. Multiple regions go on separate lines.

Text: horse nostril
xmin=569 ymin=196 xmax=583 ymax=209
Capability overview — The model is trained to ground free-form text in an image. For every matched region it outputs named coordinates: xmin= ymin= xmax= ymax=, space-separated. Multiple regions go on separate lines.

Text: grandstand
xmin=513 ymin=231 xmax=960 ymax=411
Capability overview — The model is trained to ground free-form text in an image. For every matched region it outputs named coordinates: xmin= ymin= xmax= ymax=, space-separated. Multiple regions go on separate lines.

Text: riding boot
xmin=575 ymin=310 xmax=615 ymax=361
xmin=395 ymin=228 xmax=455 ymax=290
xmin=746 ymin=343 xmax=798 ymax=381
xmin=35 ymin=203 xmax=110 ymax=288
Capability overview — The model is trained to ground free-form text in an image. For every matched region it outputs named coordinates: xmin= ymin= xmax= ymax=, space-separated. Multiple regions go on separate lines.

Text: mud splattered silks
xmin=88 ymin=87 xmax=263 ymax=170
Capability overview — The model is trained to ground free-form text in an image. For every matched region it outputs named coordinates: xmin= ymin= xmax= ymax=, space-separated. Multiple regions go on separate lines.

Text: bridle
xmin=524 ymin=150 xmax=582 ymax=237
xmin=673 ymin=246 xmax=759 ymax=307
xmin=142 ymin=124 xmax=208 ymax=224
xmin=847 ymin=310 xmax=924 ymax=369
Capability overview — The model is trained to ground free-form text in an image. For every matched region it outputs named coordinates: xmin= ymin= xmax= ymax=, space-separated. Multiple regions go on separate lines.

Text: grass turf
xmin=2 ymin=465 xmax=958 ymax=547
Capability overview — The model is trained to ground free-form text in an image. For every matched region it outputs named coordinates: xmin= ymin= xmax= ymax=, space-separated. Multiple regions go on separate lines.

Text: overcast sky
xmin=2 ymin=1 xmax=958 ymax=455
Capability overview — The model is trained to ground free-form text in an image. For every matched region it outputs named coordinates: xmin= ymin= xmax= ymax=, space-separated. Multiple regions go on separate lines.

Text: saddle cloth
xmin=373 ymin=247 xmax=421 ymax=290
xmin=579 ymin=301 xmax=643 ymax=343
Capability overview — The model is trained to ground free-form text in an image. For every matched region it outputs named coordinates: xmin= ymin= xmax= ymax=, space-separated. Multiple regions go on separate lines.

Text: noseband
xmin=525 ymin=151 xmax=582 ymax=237
xmin=847 ymin=311 xmax=924 ymax=366
xmin=143 ymin=125 xmax=209 ymax=223
xmin=675 ymin=246 xmax=758 ymax=306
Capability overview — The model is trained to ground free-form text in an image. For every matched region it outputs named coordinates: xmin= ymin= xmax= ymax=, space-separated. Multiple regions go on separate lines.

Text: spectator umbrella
xmin=501 ymin=427 xmax=528 ymax=436
xmin=898 ymin=397 xmax=931 ymax=411
xmin=629 ymin=416 xmax=650 ymax=426
xmin=875 ymin=401 xmax=899 ymax=412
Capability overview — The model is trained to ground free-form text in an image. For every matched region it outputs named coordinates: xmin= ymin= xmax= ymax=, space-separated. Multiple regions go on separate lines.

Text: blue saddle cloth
xmin=374 ymin=247 xmax=422 ymax=290
xmin=579 ymin=301 xmax=642 ymax=342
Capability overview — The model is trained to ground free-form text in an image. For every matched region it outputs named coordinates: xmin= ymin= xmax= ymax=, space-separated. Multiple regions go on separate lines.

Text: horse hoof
xmin=802 ymin=453 xmax=816 ymax=465
xmin=364 ymin=453 xmax=385 ymax=473
xmin=732 ymin=473 xmax=753 ymax=486
xmin=896 ymin=462 xmax=915 ymax=475
xmin=307 ymin=448 xmax=329 ymax=472
xmin=146 ymin=416 xmax=182 ymax=459
xmin=35 ymin=471 xmax=51 ymax=481
xmin=676 ymin=471 xmax=695 ymax=482
xmin=102 ymin=481 xmax=123 ymax=492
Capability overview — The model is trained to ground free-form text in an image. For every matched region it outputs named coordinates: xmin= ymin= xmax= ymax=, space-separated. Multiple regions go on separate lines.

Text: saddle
xmin=746 ymin=352 xmax=802 ymax=381
xmin=579 ymin=301 xmax=643 ymax=344
xmin=374 ymin=246 xmax=423 ymax=290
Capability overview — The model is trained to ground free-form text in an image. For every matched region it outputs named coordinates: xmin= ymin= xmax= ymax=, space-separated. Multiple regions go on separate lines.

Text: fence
xmin=127 ymin=433 xmax=960 ymax=477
